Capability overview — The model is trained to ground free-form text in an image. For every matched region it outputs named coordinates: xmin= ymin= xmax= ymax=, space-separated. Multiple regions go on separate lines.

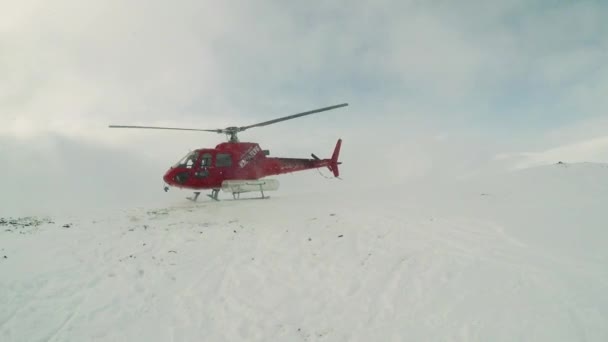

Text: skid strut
xmin=187 ymin=192 xmax=201 ymax=201
xmin=187 ymin=189 xmax=220 ymax=202
xmin=207 ymin=189 xmax=220 ymax=201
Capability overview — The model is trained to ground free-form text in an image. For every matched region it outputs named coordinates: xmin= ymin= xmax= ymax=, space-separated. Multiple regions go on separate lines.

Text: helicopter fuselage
xmin=163 ymin=140 xmax=341 ymax=190
xmin=109 ymin=103 xmax=347 ymax=198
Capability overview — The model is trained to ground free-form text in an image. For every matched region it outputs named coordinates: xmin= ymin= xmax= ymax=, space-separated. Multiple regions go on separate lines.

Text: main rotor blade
xmin=108 ymin=125 xmax=221 ymax=133
xmin=238 ymin=103 xmax=348 ymax=131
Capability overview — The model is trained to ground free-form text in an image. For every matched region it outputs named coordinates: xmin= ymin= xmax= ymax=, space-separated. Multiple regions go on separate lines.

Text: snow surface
xmin=1 ymin=163 xmax=607 ymax=341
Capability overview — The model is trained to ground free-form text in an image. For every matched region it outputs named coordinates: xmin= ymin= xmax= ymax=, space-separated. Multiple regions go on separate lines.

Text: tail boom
xmin=263 ymin=139 xmax=343 ymax=177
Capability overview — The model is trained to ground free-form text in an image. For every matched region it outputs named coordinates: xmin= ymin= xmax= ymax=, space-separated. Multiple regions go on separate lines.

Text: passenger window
xmin=200 ymin=153 xmax=212 ymax=167
xmin=216 ymin=153 xmax=232 ymax=167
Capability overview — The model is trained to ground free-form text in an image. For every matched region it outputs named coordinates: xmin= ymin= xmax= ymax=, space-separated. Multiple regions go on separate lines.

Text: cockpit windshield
xmin=174 ymin=151 xmax=198 ymax=168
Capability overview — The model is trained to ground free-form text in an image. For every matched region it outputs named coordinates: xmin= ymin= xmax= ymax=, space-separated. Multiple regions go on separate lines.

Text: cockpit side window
xmin=185 ymin=155 xmax=196 ymax=168
xmin=174 ymin=151 xmax=198 ymax=168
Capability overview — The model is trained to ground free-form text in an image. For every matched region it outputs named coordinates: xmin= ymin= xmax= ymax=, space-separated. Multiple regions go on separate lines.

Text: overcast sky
xmin=1 ymin=0 xmax=607 ymax=213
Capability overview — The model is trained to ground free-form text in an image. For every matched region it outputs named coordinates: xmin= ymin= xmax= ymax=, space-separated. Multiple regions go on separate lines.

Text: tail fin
xmin=328 ymin=139 xmax=342 ymax=177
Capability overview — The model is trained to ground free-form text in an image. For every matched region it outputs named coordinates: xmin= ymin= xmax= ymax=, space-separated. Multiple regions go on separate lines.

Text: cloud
xmin=2 ymin=0 xmax=608 ymax=212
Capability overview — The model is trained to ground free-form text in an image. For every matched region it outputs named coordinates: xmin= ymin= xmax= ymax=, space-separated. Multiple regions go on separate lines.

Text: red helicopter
xmin=109 ymin=103 xmax=347 ymax=201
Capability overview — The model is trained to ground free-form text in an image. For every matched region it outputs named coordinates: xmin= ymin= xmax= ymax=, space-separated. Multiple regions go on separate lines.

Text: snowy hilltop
xmin=1 ymin=162 xmax=607 ymax=341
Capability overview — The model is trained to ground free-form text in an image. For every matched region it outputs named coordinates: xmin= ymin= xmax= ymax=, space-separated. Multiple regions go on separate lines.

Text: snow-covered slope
xmin=1 ymin=163 xmax=607 ymax=341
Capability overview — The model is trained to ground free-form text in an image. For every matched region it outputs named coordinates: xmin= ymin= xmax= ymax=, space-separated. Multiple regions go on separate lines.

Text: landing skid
xmin=188 ymin=185 xmax=271 ymax=202
xmin=187 ymin=189 xmax=220 ymax=202
xmin=229 ymin=195 xmax=270 ymax=201
xmin=230 ymin=183 xmax=269 ymax=200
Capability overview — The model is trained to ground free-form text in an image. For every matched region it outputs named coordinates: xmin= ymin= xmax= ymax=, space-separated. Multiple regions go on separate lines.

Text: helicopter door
xmin=195 ymin=152 xmax=212 ymax=179
xmin=172 ymin=151 xmax=199 ymax=185
xmin=215 ymin=152 xmax=233 ymax=179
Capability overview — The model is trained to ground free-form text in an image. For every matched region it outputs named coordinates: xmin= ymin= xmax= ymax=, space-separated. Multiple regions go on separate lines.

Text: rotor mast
xmin=222 ymin=127 xmax=240 ymax=143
